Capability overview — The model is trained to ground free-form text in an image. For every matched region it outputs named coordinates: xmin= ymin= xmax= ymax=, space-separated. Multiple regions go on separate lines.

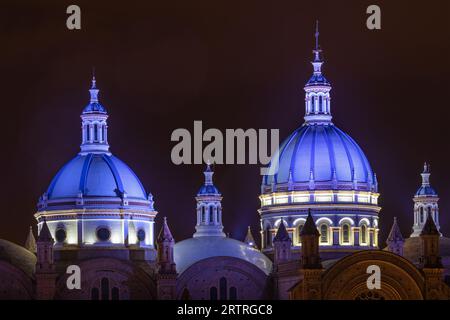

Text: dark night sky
xmin=0 ymin=1 xmax=449 ymax=247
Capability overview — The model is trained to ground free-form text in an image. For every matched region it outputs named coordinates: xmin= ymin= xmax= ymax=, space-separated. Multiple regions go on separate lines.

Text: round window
xmin=55 ymin=229 xmax=67 ymax=243
xmin=96 ymin=227 xmax=111 ymax=241
xmin=137 ymin=229 xmax=146 ymax=241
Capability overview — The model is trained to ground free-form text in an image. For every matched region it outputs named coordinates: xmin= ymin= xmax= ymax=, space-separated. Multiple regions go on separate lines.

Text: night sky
xmin=0 ymin=1 xmax=449 ymax=247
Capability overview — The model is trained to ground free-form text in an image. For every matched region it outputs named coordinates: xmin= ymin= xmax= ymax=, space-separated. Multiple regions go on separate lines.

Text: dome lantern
xmin=304 ymin=20 xmax=332 ymax=124
xmin=80 ymin=75 xmax=110 ymax=155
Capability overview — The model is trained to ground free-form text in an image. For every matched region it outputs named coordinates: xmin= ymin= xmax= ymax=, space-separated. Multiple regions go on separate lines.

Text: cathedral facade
xmin=0 ymin=30 xmax=449 ymax=300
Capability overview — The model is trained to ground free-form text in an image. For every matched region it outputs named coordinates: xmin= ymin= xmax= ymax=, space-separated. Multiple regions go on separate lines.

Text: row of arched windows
xmin=308 ymin=95 xmax=329 ymax=114
xmin=418 ymin=206 xmax=437 ymax=224
xmin=91 ymin=278 xmax=119 ymax=300
xmin=265 ymin=222 xmax=371 ymax=247
xmin=200 ymin=205 xmax=221 ymax=224
xmin=209 ymin=277 xmax=237 ymax=300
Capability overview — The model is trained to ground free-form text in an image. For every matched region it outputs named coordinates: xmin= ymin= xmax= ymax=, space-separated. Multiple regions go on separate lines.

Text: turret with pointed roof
xmin=35 ymin=219 xmax=56 ymax=300
xmin=244 ymin=226 xmax=257 ymax=249
xmin=156 ymin=217 xmax=177 ymax=300
xmin=157 ymin=217 xmax=176 ymax=274
xmin=273 ymin=220 xmax=292 ymax=264
xmin=24 ymin=226 xmax=36 ymax=254
xmin=420 ymin=212 xmax=442 ymax=268
xmin=300 ymin=211 xmax=321 ymax=269
xmin=386 ymin=217 xmax=404 ymax=256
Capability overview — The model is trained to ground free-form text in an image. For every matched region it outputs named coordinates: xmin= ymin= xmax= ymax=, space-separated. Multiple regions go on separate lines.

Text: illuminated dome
xmin=259 ymin=24 xmax=381 ymax=257
xmin=46 ymin=154 xmax=147 ymax=201
xmin=35 ymin=76 xmax=156 ymax=251
xmin=263 ymin=124 xmax=376 ymax=191
xmin=174 ymin=237 xmax=272 ymax=275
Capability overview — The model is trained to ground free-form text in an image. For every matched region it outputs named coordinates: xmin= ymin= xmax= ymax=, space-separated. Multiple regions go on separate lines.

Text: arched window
xmin=318 ymin=96 xmax=323 ymax=112
xmin=219 ymin=277 xmax=227 ymax=300
xmin=427 ymin=206 xmax=432 ymax=218
xmin=202 ymin=206 xmax=206 ymax=223
xmin=296 ymin=223 xmax=304 ymax=245
xmin=210 ymin=287 xmax=218 ymax=300
xmin=420 ymin=207 xmax=424 ymax=223
xmin=265 ymin=226 xmax=272 ymax=248
xmin=91 ymin=288 xmax=99 ymax=300
xmin=94 ymin=124 xmax=98 ymax=141
xmin=311 ymin=96 xmax=315 ymax=112
xmin=361 ymin=225 xmax=367 ymax=244
xmin=342 ymin=224 xmax=350 ymax=243
xmin=101 ymin=278 xmax=109 ymax=301
xmin=229 ymin=287 xmax=237 ymax=300
xmin=320 ymin=224 xmax=328 ymax=244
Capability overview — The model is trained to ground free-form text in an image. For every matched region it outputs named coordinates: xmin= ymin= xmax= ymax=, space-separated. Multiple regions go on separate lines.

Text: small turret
xmin=35 ymin=219 xmax=57 ymax=300
xmin=273 ymin=220 xmax=292 ymax=264
xmin=420 ymin=212 xmax=442 ymax=268
xmin=386 ymin=217 xmax=404 ymax=256
xmin=244 ymin=226 xmax=258 ymax=249
xmin=156 ymin=217 xmax=177 ymax=300
xmin=24 ymin=226 xmax=36 ymax=254
xmin=300 ymin=211 xmax=321 ymax=269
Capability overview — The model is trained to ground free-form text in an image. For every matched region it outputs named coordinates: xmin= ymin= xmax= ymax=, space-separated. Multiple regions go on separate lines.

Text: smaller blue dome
xmin=415 ymin=185 xmax=437 ymax=196
xmin=174 ymin=237 xmax=272 ymax=275
xmin=197 ymin=185 xmax=220 ymax=195
xmin=306 ymin=73 xmax=330 ymax=86
xmin=83 ymin=102 xmax=107 ymax=114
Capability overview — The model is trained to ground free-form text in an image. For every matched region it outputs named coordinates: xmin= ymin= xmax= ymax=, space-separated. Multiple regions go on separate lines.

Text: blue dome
xmin=83 ymin=102 xmax=107 ymax=114
xmin=263 ymin=123 xmax=375 ymax=191
xmin=46 ymin=153 xmax=147 ymax=200
xmin=197 ymin=185 xmax=220 ymax=195
xmin=306 ymin=73 xmax=330 ymax=86
xmin=174 ymin=237 xmax=272 ymax=275
xmin=415 ymin=185 xmax=437 ymax=196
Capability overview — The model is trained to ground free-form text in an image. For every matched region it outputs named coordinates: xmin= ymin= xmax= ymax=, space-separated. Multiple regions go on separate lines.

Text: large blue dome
xmin=46 ymin=153 xmax=148 ymax=200
xmin=263 ymin=123 xmax=376 ymax=191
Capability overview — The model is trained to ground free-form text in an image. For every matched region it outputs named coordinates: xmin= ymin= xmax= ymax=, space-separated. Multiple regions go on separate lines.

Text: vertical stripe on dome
xmin=323 ymin=126 xmax=337 ymax=181
xmin=344 ymin=133 xmax=372 ymax=184
xmin=292 ymin=125 xmax=313 ymax=182
xmin=313 ymin=126 xmax=332 ymax=181
xmin=79 ymin=154 xmax=93 ymax=194
xmin=334 ymin=127 xmax=355 ymax=182
xmin=337 ymin=128 xmax=368 ymax=182
xmin=289 ymin=125 xmax=309 ymax=182
xmin=102 ymin=154 xmax=125 ymax=194
xmin=272 ymin=127 xmax=300 ymax=184
xmin=309 ymin=125 xmax=317 ymax=179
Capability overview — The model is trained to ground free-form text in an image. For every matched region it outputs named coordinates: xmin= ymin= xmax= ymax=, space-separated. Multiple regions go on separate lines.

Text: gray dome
xmin=174 ymin=237 xmax=272 ymax=275
xmin=0 ymin=239 xmax=36 ymax=277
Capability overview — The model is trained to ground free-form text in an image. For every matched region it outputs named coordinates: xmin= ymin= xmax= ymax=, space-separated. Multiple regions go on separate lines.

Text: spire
xmin=156 ymin=217 xmax=177 ymax=275
xmin=37 ymin=219 xmax=54 ymax=243
xmin=304 ymin=21 xmax=332 ymax=124
xmin=158 ymin=217 xmax=175 ymax=243
xmin=273 ymin=220 xmax=291 ymax=242
xmin=25 ymin=226 xmax=37 ymax=253
xmin=204 ymin=160 xmax=214 ymax=185
xmin=244 ymin=226 xmax=258 ymax=248
xmin=387 ymin=217 xmax=404 ymax=243
xmin=300 ymin=210 xmax=320 ymax=237
xmin=313 ymin=20 xmax=321 ymax=62
xmin=80 ymin=74 xmax=110 ymax=155
xmin=421 ymin=162 xmax=431 ymax=186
